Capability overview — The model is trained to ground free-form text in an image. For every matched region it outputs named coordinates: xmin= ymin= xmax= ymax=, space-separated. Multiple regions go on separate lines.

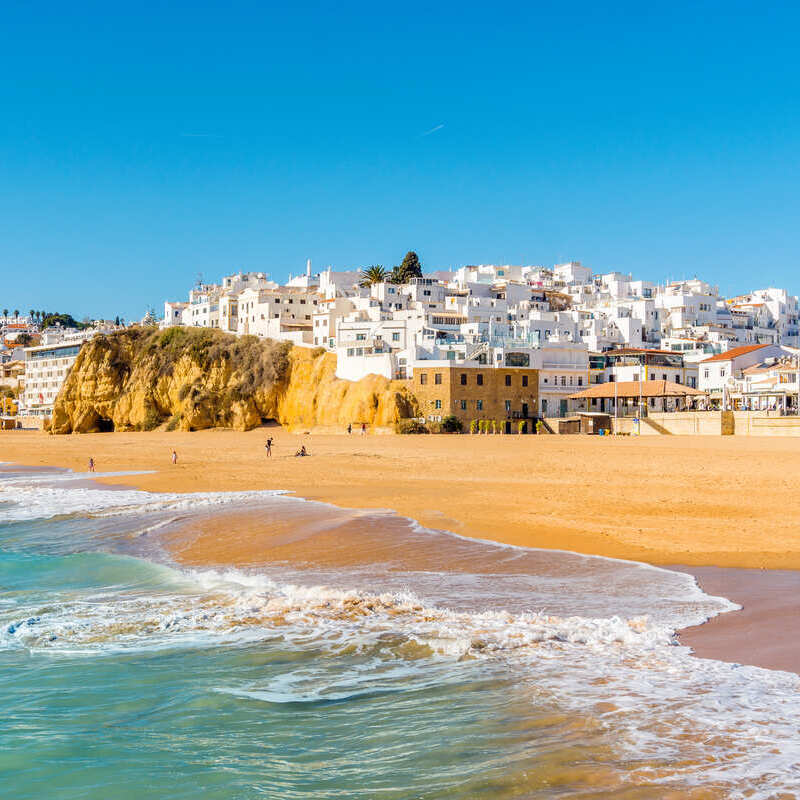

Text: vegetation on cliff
xmin=51 ymin=327 xmax=417 ymax=434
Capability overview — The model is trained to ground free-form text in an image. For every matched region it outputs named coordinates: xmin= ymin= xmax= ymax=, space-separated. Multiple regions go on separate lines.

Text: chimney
xmin=306 ymin=259 xmax=312 ymax=278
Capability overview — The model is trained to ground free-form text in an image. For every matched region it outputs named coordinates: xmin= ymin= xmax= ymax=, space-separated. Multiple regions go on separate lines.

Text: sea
xmin=1 ymin=462 xmax=799 ymax=799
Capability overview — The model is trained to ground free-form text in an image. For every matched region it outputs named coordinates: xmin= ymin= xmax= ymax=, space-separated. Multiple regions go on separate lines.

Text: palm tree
xmin=2 ymin=309 xmax=7 ymax=322
xmin=359 ymin=264 xmax=388 ymax=287
xmin=29 ymin=309 xmax=35 ymax=321
xmin=13 ymin=310 xmax=19 ymax=322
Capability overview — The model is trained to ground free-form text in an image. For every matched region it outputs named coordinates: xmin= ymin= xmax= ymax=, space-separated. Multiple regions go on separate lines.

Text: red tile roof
xmin=701 ymin=344 xmax=769 ymax=363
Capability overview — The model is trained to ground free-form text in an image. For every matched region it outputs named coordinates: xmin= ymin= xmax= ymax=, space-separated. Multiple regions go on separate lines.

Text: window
xmin=505 ymin=400 xmax=511 ymax=413
xmin=662 ymin=373 xmax=667 ymax=381
xmin=434 ymin=373 xmax=442 ymax=385
xmin=560 ymin=376 xmax=566 ymax=386
xmin=476 ymin=399 xmax=483 ymax=411
xmin=703 ymin=369 xmax=710 ymax=379
xmin=504 ymin=375 xmax=511 ymax=386
xmin=522 ymin=375 xmax=528 ymax=387
xmin=356 ymin=333 xmax=366 ymax=341
xmin=578 ymin=377 xmax=583 ymax=386
xmin=420 ymin=373 xmax=428 ymax=385
xmin=460 ymin=399 xmax=467 ymax=410
xmin=477 ymin=374 xmax=484 ymax=386
xmin=392 ymin=332 xmax=400 ymax=341
xmin=460 ymin=373 xmax=467 ymax=385
xmin=434 ymin=399 xmax=442 ymax=410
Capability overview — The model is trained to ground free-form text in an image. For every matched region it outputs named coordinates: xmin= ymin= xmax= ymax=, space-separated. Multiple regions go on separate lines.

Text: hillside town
xmin=4 ymin=254 xmax=800 ymax=431
xmin=159 ymin=255 xmax=800 ymax=428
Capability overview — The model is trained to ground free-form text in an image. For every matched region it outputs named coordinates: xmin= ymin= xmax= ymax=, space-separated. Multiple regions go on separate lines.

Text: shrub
xmin=395 ymin=419 xmax=429 ymax=434
xmin=536 ymin=420 xmax=544 ymax=434
xmin=517 ymin=420 xmax=526 ymax=435
xmin=469 ymin=419 xmax=478 ymax=435
xmin=490 ymin=419 xmax=497 ymax=435
xmin=142 ymin=406 xmax=163 ymax=431
xmin=440 ymin=415 xmax=463 ymax=433
xmin=165 ymin=413 xmax=182 ymax=432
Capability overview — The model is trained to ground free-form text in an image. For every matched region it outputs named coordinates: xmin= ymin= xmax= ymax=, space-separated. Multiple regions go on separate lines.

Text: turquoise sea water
xmin=2 ymin=465 xmax=800 ymax=799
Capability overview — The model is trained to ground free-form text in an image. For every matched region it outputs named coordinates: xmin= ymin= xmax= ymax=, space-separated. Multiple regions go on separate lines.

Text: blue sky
xmin=1 ymin=1 xmax=799 ymax=320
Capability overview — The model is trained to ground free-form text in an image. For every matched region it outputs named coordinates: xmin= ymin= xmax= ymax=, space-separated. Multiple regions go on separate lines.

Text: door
xmin=559 ymin=399 xmax=568 ymax=417
xmin=522 ymin=402 xmax=528 ymax=418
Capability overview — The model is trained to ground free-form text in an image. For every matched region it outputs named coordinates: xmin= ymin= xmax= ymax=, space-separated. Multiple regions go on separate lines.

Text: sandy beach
xmin=3 ymin=428 xmax=800 ymax=672
xmin=3 ymin=428 xmax=800 ymax=569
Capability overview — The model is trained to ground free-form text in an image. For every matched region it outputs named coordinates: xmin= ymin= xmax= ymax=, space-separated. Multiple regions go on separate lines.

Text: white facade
xmin=21 ymin=332 xmax=96 ymax=416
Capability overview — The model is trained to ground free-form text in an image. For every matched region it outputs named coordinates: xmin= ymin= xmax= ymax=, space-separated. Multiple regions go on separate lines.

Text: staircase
xmin=537 ymin=418 xmax=556 ymax=435
xmin=640 ymin=417 xmax=672 ymax=435
xmin=465 ymin=341 xmax=489 ymax=362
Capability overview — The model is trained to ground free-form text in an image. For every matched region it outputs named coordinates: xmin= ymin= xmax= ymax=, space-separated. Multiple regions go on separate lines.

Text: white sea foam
xmin=3 ymin=467 xmax=800 ymax=796
xmin=0 ymin=469 xmax=287 ymax=522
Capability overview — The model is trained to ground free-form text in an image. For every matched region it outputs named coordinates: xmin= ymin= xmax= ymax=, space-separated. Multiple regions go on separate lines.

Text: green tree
xmin=13 ymin=309 xmax=19 ymax=321
xmin=2 ymin=309 xmax=7 ymax=321
xmin=359 ymin=264 xmax=388 ymax=287
xmin=440 ymin=415 xmax=463 ymax=433
xmin=390 ymin=251 xmax=423 ymax=284
xmin=29 ymin=309 xmax=35 ymax=320
xmin=16 ymin=333 xmax=33 ymax=346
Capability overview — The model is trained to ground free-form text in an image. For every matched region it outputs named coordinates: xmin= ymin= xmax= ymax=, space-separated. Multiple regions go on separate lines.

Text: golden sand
xmin=3 ymin=428 xmax=800 ymax=569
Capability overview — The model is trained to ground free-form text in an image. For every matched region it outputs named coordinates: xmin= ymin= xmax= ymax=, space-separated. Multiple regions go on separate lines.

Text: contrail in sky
xmin=421 ymin=123 xmax=445 ymax=137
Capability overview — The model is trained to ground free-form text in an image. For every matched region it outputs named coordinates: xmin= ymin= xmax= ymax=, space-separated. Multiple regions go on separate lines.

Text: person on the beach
xmin=360 ymin=423 xmax=366 ymax=436
xmin=295 ymin=445 xmax=308 ymax=457
xmin=88 ymin=457 xmax=95 ymax=473
xmin=265 ymin=437 xmax=273 ymax=457
xmin=171 ymin=450 xmax=178 ymax=465
xmin=347 ymin=424 xmax=352 ymax=435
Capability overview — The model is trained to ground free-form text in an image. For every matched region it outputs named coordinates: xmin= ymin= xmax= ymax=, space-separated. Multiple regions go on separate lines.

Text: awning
xmin=567 ymin=380 xmax=705 ymax=400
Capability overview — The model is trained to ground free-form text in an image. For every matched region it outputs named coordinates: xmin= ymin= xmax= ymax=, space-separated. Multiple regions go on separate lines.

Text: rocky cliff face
xmin=50 ymin=328 xmax=417 ymax=434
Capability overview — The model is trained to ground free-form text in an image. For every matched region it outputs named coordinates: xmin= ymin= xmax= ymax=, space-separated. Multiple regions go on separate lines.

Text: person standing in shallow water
xmin=88 ymin=457 xmax=95 ymax=473
xmin=265 ymin=437 xmax=273 ymax=457
xmin=171 ymin=450 xmax=178 ymax=465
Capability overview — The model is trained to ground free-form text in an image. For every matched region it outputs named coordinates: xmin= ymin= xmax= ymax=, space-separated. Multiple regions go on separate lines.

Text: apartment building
xmin=21 ymin=333 xmax=95 ymax=417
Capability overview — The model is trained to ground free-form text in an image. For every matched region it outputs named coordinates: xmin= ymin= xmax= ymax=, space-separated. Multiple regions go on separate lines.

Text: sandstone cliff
xmin=51 ymin=328 xmax=417 ymax=434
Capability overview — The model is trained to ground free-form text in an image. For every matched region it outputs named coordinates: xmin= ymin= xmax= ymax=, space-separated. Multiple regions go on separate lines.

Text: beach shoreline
xmin=4 ymin=427 xmax=800 ymax=673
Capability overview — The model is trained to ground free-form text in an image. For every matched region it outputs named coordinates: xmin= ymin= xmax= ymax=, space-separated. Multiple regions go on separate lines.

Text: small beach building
xmin=567 ymin=379 xmax=705 ymax=416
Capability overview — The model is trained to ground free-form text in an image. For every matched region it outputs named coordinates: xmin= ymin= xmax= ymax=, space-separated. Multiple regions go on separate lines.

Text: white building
xmin=21 ymin=331 xmax=96 ymax=418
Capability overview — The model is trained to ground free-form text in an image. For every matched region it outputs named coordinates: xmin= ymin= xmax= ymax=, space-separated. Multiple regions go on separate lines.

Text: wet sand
xmin=676 ymin=566 xmax=800 ymax=674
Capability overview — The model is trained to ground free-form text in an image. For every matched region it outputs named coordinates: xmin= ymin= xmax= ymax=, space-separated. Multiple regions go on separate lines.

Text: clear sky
xmin=2 ymin=0 xmax=799 ymax=320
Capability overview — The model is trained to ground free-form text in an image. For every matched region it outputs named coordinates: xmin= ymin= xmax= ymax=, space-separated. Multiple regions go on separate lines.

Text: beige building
xmin=412 ymin=365 xmax=539 ymax=432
